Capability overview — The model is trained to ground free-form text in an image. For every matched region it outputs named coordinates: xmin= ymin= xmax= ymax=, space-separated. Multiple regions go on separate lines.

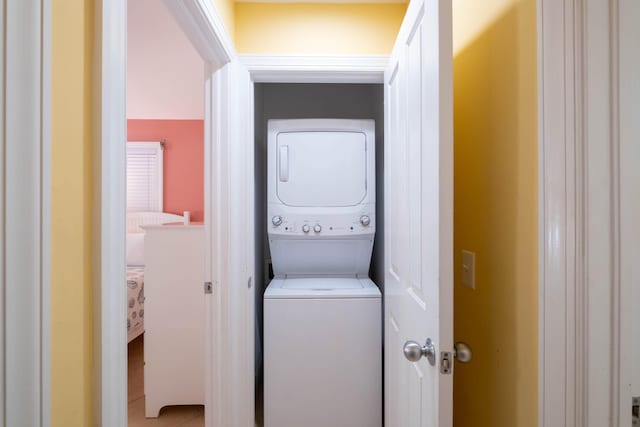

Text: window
xmin=127 ymin=142 xmax=163 ymax=212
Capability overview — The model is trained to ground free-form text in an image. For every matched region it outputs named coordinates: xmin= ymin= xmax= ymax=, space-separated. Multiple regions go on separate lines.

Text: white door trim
xmin=93 ymin=0 xmax=128 ymax=424
xmin=163 ymin=0 xmax=235 ymax=66
xmin=204 ymin=60 xmax=256 ymax=427
xmin=617 ymin=0 xmax=640 ymax=418
xmin=94 ymin=1 xmax=232 ymax=425
xmin=240 ymin=54 xmax=389 ymax=83
xmin=537 ymin=1 xmax=580 ymax=424
xmin=538 ymin=0 xmax=639 ymax=426
xmin=1 ymin=0 xmax=51 ymax=425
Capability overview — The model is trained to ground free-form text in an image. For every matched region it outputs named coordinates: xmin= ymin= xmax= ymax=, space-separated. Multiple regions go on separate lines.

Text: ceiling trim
xmin=163 ymin=0 xmax=235 ymax=68
xmin=240 ymin=54 xmax=389 ymax=83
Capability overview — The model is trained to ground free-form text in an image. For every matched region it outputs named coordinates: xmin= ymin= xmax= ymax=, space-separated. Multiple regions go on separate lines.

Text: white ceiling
xmin=127 ymin=0 xmax=204 ymax=120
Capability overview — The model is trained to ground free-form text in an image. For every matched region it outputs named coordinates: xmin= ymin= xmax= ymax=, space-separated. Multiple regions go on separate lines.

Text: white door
xmin=384 ymin=0 xmax=453 ymax=425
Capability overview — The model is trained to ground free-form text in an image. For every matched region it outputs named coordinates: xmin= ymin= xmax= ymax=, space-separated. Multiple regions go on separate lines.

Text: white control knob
xmin=272 ymin=215 xmax=283 ymax=227
xmin=360 ymin=215 xmax=371 ymax=226
xmin=302 ymin=224 xmax=310 ymax=233
xmin=313 ymin=224 xmax=322 ymax=233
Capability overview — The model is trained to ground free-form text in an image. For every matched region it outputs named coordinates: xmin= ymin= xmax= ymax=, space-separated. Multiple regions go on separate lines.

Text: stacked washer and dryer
xmin=264 ymin=119 xmax=382 ymax=427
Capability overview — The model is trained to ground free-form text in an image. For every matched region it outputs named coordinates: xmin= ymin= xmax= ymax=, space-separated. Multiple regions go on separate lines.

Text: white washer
xmin=264 ymin=119 xmax=381 ymax=427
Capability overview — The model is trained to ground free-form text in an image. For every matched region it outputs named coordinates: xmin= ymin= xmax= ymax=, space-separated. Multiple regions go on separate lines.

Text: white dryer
xmin=264 ymin=119 xmax=381 ymax=427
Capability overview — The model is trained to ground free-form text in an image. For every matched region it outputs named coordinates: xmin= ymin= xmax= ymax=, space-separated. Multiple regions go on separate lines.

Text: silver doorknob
xmin=403 ymin=338 xmax=436 ymax=365
xmin=454 ymin=342 xmax=472 ymax=363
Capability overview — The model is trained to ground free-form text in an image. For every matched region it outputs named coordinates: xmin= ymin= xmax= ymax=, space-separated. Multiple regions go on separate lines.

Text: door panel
xmin=384 ymin=0 xmax=453 ymax=426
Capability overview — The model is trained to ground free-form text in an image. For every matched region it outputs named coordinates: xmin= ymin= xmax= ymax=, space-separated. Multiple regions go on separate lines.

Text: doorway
xmin=126 ymin=0 xmax=206 ymax=425
xmin=252 ymin=83 xmax=386 ymax=423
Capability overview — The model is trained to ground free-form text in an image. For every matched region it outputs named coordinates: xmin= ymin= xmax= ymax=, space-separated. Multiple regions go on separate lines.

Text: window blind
xmin=127 ymin=142 xmax=163 ymax=212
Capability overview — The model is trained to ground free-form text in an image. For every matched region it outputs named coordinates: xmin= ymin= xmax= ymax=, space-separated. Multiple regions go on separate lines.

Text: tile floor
xmin=128 ymin=336 xmax=204 ymax=427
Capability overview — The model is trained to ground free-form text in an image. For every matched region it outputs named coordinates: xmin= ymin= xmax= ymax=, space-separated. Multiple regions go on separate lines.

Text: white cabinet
xmin=143 ymin=224 xmax=205 ymax=417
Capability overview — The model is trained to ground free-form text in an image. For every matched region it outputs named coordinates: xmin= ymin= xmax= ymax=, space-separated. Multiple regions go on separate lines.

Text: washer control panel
xmin=268 ymin=211 xmax=375 ymax=236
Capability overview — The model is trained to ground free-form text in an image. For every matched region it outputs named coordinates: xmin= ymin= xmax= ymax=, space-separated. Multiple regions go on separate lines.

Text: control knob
xmin=302 ymin=224 xmax=310 ymax=233
xmin=272 ymin=215 xmax=283 ymax=227
xmin=313 ymin=224 xmax=322 ymax=233
xmin=360 ymin=215 xmax=371 ymax=227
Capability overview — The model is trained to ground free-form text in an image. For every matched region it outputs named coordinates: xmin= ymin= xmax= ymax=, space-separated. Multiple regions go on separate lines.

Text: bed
xmin=127 ymin=266 xmax=145 ymax=342
xmin=126 ymin=211 xmax=186 ymax=343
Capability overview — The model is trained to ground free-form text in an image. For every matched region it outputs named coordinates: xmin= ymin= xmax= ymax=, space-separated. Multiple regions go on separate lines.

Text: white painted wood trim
xmin=205 ymin=60 xmax=255 ymax=427
xmin=538 ymin=1 xmax=580 ymax=425
xmin=1 ymin=3 xmax=6 ymax=418
xmin=1 ymin=0 xmax=51 ymax=425
xmin=617 ymin=0 xmax=640 ymax=418
xmin=203 ymin=61 xmax=221 ymax=427
xmin=240 ymin=54 xmax=389 ymax=83
xmin=163 ymin=0 xmax=235 ymax=68
xmin=94 ymin=0 xmax=128 ymax=425
xmin=539 ymin=0 xmax=639 ymax=426
xmin=41 ymin=0 xmax=52 ymax=424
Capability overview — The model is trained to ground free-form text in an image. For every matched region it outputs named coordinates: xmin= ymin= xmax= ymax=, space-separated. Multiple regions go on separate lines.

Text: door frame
xmin=1 ymin=0 xmax=51 ymax=425
xmin=538 ymin=0 xmax=639 ymax=425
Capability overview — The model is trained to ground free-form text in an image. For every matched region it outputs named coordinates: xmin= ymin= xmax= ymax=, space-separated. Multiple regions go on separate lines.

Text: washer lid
xmin=264 ymin=277 xmax=381 ymax=299
xmin=282 ymin=277 xmax=363 ymax=290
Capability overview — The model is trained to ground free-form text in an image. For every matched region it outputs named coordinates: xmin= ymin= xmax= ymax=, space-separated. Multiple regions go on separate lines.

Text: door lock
xmin=204 ymin=281 xmax=213 ymax=294
xmin=454 ymin=342 xmax=473 ymax=363
xmin=403 ymin=338 xmax=436 ymax=366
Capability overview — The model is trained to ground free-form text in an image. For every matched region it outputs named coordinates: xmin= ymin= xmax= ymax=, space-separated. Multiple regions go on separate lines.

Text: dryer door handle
xmin=279 ymin=145 xmax=289 ymax=182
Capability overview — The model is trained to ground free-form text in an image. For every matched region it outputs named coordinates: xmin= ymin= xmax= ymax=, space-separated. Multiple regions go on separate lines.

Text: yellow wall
xmin=452 ymin=1 xmax=538 ymax=426
xmin=51 ymin=1 xmax=94 ymax=426
xmin=235 ymin=2 xmax=406 ymax=54
xmin=213 ymin=0 xmax=236 ymax=41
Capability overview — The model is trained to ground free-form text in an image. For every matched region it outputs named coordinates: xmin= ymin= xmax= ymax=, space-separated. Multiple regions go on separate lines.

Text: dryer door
xmin=276 ymin=131 xmax=367 ymax=207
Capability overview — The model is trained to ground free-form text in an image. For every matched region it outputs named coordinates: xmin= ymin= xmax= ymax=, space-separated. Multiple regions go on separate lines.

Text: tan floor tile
xmin=177 ymin=414 xmax=205 ymax=427
xmin=128 ymin=335 xmax=145 ymax=403
xmin=128 ymin=396 xmax=203 ymax=427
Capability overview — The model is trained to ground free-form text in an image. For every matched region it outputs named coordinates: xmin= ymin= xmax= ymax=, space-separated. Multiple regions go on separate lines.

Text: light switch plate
xmin=462 ymin=250 xmax=475 ymax=289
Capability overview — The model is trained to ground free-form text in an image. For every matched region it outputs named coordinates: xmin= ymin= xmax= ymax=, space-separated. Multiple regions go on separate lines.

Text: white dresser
xmin=143 ymin=224 xmax=205 ymax=417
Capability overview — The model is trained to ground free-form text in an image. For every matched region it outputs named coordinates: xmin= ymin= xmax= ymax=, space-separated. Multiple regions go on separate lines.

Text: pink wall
xmin=127 ymin=120 xmax=204 ymax=222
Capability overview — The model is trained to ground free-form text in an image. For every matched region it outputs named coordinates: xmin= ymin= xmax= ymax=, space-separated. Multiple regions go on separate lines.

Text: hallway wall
xmin=51 ymin=1 xmax=94 ymax=426
xmin=452 ymin=1 xmax=538 ymax=426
